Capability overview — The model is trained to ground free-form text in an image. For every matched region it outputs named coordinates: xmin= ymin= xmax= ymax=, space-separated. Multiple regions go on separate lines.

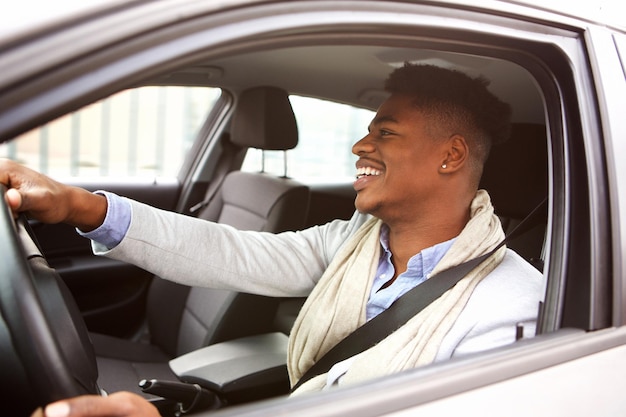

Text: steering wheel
xmin=0 ymin=185 xmax=99 ymax=415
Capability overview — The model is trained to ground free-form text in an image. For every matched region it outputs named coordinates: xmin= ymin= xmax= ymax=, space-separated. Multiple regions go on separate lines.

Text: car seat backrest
xmin=479 ymin=122 xmax=548 ymax=266
xmin=217 ymin=171 xmax=309 ymax=232
xmin=147 ymin=87 xmax=310 ymax=357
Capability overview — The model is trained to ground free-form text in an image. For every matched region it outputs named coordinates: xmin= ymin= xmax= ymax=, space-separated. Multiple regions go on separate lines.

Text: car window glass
xmin=241 ymin=95 xmax=375 ymax=182
xmin=0 ymin=86 xmax=221 ymax=179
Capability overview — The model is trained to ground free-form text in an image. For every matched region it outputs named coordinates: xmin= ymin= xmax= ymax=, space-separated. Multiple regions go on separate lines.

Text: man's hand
xmin=31 ymin=392 xmax=161 ymax=417
xmin=0 ymin=159 xmax=107 ymax=231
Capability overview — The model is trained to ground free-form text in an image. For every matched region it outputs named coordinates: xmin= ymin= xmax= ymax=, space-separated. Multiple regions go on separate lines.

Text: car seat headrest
xmin=479 ymin=123 xmax=548 ymax=219
xmin=230 ymin=86 xmax=298 ymax=151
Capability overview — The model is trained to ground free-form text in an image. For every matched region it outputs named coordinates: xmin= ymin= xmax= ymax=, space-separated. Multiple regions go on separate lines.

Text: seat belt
xmin=291 ymin=197 xmax=547 ymax=392
xmin=188 ymin=134 xmax=244 ymax=216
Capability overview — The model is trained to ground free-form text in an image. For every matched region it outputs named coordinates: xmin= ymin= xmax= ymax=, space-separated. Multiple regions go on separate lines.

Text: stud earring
xmin=441 ymin=164 xmax=447 ymax=169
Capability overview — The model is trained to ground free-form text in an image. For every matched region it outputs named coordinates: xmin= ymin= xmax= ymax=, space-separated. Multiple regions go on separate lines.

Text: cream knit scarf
xmin=288 ymin=190 xmax=505 ymax=394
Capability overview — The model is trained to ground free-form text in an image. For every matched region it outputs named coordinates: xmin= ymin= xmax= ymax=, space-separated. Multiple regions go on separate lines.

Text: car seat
xmin=91 ymin=86 xmax=310 ymax=396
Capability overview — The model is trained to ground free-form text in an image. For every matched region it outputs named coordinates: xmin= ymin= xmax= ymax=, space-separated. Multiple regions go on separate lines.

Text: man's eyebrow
xmin=368 ymin=115 xmax=398 ymax=130
xmin=371 ymin=115 xmax=398 ymax=125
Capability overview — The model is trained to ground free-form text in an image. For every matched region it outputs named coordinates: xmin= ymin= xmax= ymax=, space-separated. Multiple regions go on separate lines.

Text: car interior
xmin=1 ymin=21 xmax=558 ymax=417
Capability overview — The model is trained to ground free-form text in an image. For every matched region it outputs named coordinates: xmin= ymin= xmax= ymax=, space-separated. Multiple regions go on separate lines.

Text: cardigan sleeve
xmin=93 ymin=198 xmax=370 ymax=297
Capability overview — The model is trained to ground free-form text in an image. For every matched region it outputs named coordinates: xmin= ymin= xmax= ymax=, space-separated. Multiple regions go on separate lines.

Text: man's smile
xmin=354 ymin=165 xmax=383 ymax=192
xmin=355 ymin=166 xmax=382 ymax=180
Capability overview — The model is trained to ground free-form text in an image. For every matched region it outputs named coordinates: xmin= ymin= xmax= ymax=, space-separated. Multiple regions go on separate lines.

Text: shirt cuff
xmin=77 ymin=191 xmax=131 ymax=249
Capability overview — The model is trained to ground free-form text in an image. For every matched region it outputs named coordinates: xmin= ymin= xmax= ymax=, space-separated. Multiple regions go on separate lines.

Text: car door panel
xmin=33 ymin=179 xmax=182 ymax=337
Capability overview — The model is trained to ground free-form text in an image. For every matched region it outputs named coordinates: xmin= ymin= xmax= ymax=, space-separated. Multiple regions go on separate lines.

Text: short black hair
xmin=384 ymin=63 xmax=511 ymax=174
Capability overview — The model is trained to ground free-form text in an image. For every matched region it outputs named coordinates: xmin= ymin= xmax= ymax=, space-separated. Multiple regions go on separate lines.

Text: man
xmin=1 ymin=64 xmax=543 ymax=417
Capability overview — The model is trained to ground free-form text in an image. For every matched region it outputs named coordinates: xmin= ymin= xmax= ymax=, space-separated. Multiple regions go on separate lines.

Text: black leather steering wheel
xmin=0 ymin=185 xmax=99 ymax=415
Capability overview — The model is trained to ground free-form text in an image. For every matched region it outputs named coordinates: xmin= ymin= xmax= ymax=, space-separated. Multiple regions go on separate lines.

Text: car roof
xmin=511 ymin=0 xmax=625 ymax=30
xmin=1 ymin=0 xmax=623 ymax=46
xmin=0 ymin=0 xmax=623 ymax=142
xmin=0 ymin=0 xmax=132 ymax=43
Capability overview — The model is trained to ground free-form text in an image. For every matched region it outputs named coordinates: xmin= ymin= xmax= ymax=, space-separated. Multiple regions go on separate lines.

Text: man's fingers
xmin=47 ymin=395 xmax=123 ymax=417
xmin=42 ymin=392 xmax=161 ymax=417
xmin=30 ymin=407 xmax=45 ymax=417
xmin=43 ymin=401 xmax=71 ymax=417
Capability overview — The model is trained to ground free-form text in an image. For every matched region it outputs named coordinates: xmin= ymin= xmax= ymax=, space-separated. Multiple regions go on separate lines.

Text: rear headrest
xmin=479 ymin=123 xmax=548 ymax=219
xmin=230 ymin=86 xmax=298 ymax=150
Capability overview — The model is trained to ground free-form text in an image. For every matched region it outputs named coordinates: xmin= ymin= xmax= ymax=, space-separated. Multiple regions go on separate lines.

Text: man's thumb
xmin=5 ymin=188 xmax=23 ymax=211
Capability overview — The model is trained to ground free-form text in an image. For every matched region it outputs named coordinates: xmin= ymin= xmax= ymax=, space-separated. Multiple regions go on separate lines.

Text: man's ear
xmin=439 ymin=134 xmax=469 ymax=173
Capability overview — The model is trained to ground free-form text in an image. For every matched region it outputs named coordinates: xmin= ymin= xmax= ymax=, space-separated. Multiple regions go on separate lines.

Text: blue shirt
xmin=78 ymin=191 xmax=132 ymax=248
xmin=366 ymin=225 xmax=455 ymax=321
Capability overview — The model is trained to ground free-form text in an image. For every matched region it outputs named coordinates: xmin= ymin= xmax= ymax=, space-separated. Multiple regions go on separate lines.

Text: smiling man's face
xmin=352 ymin=93 xmax=451 ymax=224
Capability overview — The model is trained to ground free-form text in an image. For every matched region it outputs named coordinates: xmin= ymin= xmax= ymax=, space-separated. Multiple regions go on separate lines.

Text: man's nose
xmin=352 ymin=134 xmax=375 ymax=156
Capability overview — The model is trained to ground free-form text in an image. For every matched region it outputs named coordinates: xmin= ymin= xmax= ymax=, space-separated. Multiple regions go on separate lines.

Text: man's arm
xmin=99 ymin=198 xmax=365 ymax=297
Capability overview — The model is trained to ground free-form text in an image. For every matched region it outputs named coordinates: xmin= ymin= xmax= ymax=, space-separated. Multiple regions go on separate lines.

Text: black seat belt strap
xmin=189 ymin=134 xmax=244 ymax=216
xmin=291 ymin=197 xmax=547 ymax=392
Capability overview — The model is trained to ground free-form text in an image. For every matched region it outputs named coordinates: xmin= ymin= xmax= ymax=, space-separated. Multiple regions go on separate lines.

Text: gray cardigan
xmin=95 ymin=199 xmax=544 ymax=362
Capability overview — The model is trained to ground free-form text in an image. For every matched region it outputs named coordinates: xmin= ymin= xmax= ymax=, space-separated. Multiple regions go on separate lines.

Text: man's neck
xmin=383 ymin=201 xmax=469 ymax=279
xmin=389 ymin=224 xmax=459 ymax=276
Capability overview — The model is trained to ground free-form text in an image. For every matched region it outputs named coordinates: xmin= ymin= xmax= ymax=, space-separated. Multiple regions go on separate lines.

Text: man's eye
xmin=380 ymin=129 xmax=391 ymax=136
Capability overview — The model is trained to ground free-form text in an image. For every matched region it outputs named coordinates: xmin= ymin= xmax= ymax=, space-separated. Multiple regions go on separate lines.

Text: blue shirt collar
xmin=378 ymin=224 xmax=456 ymax=280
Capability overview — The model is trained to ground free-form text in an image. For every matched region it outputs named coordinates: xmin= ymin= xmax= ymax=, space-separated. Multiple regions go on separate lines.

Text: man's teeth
xmin=356 ymin=167 xmax=382 ymax=179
